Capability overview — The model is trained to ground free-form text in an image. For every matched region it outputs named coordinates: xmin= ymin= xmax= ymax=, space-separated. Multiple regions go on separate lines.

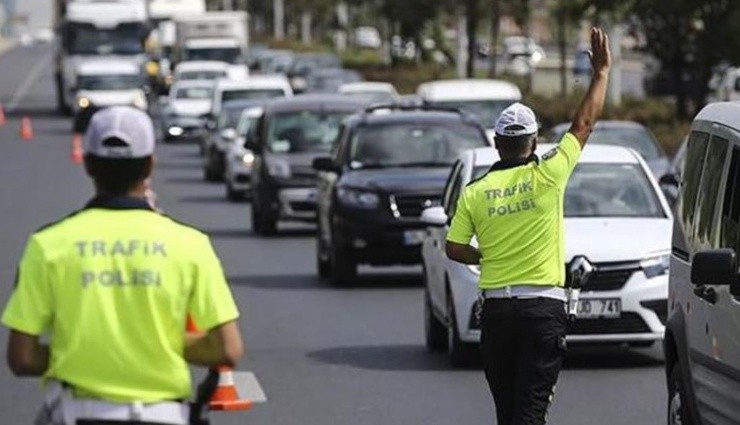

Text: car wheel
xmin=330 ymin=244 xmax=356 ymax=285
xmin=424 ymin=288 xmax=448 ymax=352
xmin=447 ymin=293 xmax=478 ymax=367
xmin=251 ymin=202 xmax=277 ymax=236
xmin=668 ymin=363 xmax=693 ymax=425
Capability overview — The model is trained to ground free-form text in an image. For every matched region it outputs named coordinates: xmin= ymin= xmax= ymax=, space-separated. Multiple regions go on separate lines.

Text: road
xmin=0 ymin=45 xmax=666 ymax=425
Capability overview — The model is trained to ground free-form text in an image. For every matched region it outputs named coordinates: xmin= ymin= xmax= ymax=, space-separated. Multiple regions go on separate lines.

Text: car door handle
xmin=694 ymin=286 xmax=718 ymax=304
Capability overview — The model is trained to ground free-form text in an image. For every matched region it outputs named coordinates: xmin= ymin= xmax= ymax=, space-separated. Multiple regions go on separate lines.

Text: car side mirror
xmin=220 ymin=128 xmax=237 ymax=141
xmin=312 ymin=157 xmax=340 ymax=173
xmin=691 ymin=249 xmax=738 ymax=289
xmin=244 ymin=131 xmax=259 ymax=151
xmin=659 ymin=173 xmax=679 ymax=187
xmin=420 ymin=206 xmax=448 ymax=227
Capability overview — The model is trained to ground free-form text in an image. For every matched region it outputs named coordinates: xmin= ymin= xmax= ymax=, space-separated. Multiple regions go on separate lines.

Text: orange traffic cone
xmin=71 ymin=133 xmax=83 ymax=164
xmin=208 ymin=366 xmax=252 ymax=411
xmin=0 ymin=104 xmax=6 ymax=127
xmin=20 ymin=116 xmax=33 ymax=140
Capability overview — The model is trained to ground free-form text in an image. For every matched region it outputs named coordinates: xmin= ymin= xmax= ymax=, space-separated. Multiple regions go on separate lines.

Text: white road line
xmin=6 ymin=53 xmax=52 ymax=112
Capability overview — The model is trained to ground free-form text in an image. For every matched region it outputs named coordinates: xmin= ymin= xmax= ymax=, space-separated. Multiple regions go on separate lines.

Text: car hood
xmin=564 ymin=217 xmax=672 ymax=263
xmin=267 ymin=152 xmax=325 ymax=176
xmin=168 ymin=99 xmax=212 ymax=117
xmin=79 ymin=90 xmax=144 ymax=106
xmin=340 ymin=167 xmax=450 ymax=193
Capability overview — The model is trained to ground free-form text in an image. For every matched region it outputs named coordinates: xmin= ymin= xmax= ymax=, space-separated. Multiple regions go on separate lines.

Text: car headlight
xmin=337 ymin=188 xmax=379 ymax=209
xmin=132 ymin=93 xmax=148 ymax=110
xmin=641 ymin=253 xmax=670 ymax=278
xmin=267 ymin=160 xmax=291 ymax=178
xmin=77 ymin=97 xmax=91 ymax=109
xmin=168 ymin=126 xmax=184 ymax=136
xmin=242 ymin=152 xmax=255 ymax=166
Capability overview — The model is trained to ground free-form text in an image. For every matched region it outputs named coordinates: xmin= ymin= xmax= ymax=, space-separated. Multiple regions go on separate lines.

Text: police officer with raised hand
xmin=445 ymin=28 xmax=611 ymax=425
xmin=2 ymin=106 xmax=243 ymax=425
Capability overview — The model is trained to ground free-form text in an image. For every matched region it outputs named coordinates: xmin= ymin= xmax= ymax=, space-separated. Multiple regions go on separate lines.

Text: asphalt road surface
xmin=0 ymin=45 xmax=666 ymax=425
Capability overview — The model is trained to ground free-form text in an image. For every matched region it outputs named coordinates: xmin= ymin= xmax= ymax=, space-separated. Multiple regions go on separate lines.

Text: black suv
xmin=312 ymin=105 xmax=491 ymax=284
xmin=246 ymin=95 xmax=368 ymax=235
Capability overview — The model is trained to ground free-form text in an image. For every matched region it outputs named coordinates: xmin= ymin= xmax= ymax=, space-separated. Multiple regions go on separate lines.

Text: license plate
xmin=403 ymin=230 xmax=426 ymax=245
xmin=577 ymin=298 xmax=621 ymax=319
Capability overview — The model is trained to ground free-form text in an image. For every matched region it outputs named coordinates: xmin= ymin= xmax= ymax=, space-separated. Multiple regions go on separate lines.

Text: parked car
xmin=72 ymin=58 xmax=149 ymax=133
xmin=312 ymin=105 xmax=491 ymax=284
xmin=203 ymin=99 xmax=264 ymax=181
xmin=161 ymin=80 xmax=214 ymax=143
xmin=422 ymin=144 xmax=673 ymax=366
xmin=417 ymin=79 xmax=522 ymax=140
xmin=305 ymin=68 xmax=363 ymax=94
xmin=663 ymin=102 xmax=740 ymax=425
xmin=224 ymin=106 xmax=264 ymax=201
xmin=548 ymin=121 xmax=671 ymax=178
xmin=338 ymin=82 xmax=400 ymax=104
xmin=246 ymin=95 xmax=369 ymax=235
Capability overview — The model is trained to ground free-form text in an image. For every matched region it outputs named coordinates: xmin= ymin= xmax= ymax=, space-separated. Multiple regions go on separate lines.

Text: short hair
xmin=85 ymin=151 xmax=151 ymax=195
xmin=495 ymin=125 xmax=536 ymax=157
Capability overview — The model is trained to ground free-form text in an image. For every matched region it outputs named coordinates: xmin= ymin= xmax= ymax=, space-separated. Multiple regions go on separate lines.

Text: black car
xmin=245 ymin=95 xmax=368 ymax=235
xmin=312 ymin=105 xmax=491 ymax=284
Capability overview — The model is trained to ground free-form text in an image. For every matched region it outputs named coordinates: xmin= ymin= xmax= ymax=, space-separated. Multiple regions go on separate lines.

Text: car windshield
xmin=67 ymin=23 xmax=145 ymax=55
xmin=218 ymin=106 xmax=246 ymax=129
xmin=237 ymin=114 xmax=260 ymax=137
xmin=552 ymin=126 xmax=662 ymax=160
xmin=350 ymin=122 xmax=488 ymax=168
xmin=78 ymin=74 xmax=142 ymax=91
xmin=174 ymin=87 xmax=212 ymax=99
xmin=222 ymin=89 xmax=285 ymax=102
xmin=178 ymin=70 xmax=226 ymax=81
xmin=266 ymin=110 xmax=352 ymax=153
xmin=429 ymin=100 xmax=516 ymax=128
xmin=308 ymin=72 xmax=361 ymax=93
xmin=473 ymin=163 xmax=665 ymax=218
xmin=184 ymin=48 xmax=242 ymax=64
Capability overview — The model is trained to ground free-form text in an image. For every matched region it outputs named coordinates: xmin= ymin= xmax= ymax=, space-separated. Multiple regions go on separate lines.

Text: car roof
xmin=76 ymin=59 xmax=140 ymax=75
xmin=469 ymin=144 xmax=642 ymax=168
xmin=695 ymin=101 xmax=740 ymax=133
xmin=175 ymin=61 xmax=230 ymax=72
xmin=339 ymin=82 xmax=397 ymax=94
xmin=345 ymin=109 xmax=476 ymax=127
xmin=185 ymin=38 xmax=240 ymax=48
xmin=417 ymin=79 xmax=522 ymax=101
xmin=551 ymin=120 xmax=648 ymax=133
xmin=215 ymin=75 xmax=291 ymax=90
xmin=263 ymin=94 xmax=368 ymax=113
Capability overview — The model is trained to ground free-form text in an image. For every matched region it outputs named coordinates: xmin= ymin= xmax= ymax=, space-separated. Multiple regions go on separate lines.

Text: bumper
xmin=277 ymin=187 xmax=317 ymax=221
xmin=225 ymin=160 xmax=252 ymax=192
xmin=333 ymin=212 xmax=426 ymax=266
xmin=451 ymin=268 xmax=668 ymax=345
xmin=163 ymin=118 xmax=205 ymax=141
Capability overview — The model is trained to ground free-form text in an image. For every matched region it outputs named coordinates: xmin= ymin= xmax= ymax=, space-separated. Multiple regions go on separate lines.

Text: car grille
xmin=567 ymin=313 xmax=651 ymax=335
xmin=390 ymin=194 xmax=441 ymax=218
xmin=569 ymin=261 xmax=640 ymax=291
xmin=290 ymin=201 xmax=316 ymax=212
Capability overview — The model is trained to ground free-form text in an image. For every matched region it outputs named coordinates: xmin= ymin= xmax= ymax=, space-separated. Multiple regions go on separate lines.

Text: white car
xmin=339 ymin=82 xmax=399 ymax=104
xmin=210 ymin=75 xmax=293 ymax=117
xmin=422 ymin=144 xmax=673 ymax=366
xmin=161 ymin=80 xmax=214 ymax=142
xmin=417 ymin=79 xmax=522 ymax=140
xmin=172 ymin=60 xmax=230 ymax=84
xmin=224 ymin=106 xmax=263 ymax=201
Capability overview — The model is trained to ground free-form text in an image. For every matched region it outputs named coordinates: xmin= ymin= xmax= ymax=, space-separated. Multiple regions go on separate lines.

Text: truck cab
xmin=54 ymin=0 xmax=150 ymax=114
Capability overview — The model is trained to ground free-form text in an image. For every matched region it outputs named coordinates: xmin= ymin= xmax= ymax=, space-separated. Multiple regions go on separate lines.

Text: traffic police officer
xmin=2 ymin=106 xmax=244 ymax=425
xmin=445 ymin=28 xmax=611 ymax=425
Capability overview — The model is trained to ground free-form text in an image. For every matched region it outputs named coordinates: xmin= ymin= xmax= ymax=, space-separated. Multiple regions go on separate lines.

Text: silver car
xmin=422 ymin=144 xmax=673 ymax=366
xmin=224 ymin=106 xmax=263 ymax=201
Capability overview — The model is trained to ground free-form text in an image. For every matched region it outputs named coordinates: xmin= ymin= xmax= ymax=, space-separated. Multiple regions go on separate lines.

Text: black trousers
xmin=480 ymin=297 xmax=568 ymax=425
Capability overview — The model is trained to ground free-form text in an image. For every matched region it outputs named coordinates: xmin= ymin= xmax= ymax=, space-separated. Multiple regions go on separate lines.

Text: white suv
xmin=421 ymin=144 xmax=673 ymax=366
xmin=664 ymin=102 xmax=740 ymax=425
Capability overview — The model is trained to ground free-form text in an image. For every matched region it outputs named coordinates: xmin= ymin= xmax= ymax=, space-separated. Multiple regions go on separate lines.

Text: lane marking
xmin=6 ymin=52 xmax=52 ymax=112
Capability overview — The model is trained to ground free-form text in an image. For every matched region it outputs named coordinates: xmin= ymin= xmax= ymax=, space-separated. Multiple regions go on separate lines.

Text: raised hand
xmin=588 ymin=27 xmax=612 ymax=75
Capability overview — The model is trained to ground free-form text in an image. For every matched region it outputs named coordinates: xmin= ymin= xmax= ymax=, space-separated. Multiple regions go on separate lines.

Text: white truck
xmin=54 ymin=0 xmax=149 ymax=114
xmin=173 ymin=12 xmax=249 ymax=68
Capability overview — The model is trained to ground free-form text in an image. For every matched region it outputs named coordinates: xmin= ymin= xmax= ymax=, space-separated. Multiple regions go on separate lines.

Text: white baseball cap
xmin=84 ymin=106 xmax=155 ymax=158
xmin=494 ymin=102 xmax=538 ymax=137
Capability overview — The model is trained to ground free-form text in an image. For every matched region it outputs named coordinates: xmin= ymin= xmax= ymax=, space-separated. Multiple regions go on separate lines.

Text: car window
xmin=428 ymin=100 xmax=516 ymax=128
xmin=680 ymin=131 xmax=710 ymax=235
xmin=218 ymin=107 xmax=244 ymax=129
xmin=721 ymin=148 xmax=740 ymax=262
xmin=174 ymin=87 xmax=212 ymax=99
xmin=694 ymin=136 xmax=729 ymax=246
xmin=78 ymin=74 xmax=142 ymax=90
xmin=266 ymin=110 xmax=352 ymax=153
xmin=442 ymin=161 xmax=463 ymax=214
xmin=222 ymin=89 xmax=286 ymax=102
xmin=179 ymin=70 xmax=226 ymax=81
xmin=348 ymin=122 xmax=488 ymax=169
xmin=550 ymin=126 xmax=663 ymax=160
